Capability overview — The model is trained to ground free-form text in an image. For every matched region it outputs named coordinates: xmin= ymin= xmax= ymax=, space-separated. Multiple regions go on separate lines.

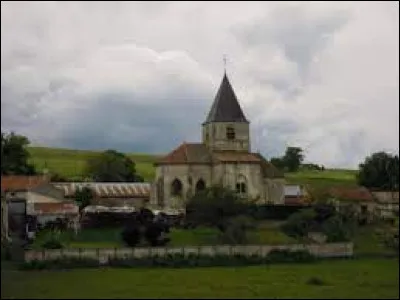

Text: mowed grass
xmin=31 ymin=225 xmax=296 ymax=249
xmin=27 ymin=146 xmax=159 ymax=181
xmin=285 ymin=169 xmax=358 ymax=192
xmin=2 ymin=259 xmax=398 ymax=299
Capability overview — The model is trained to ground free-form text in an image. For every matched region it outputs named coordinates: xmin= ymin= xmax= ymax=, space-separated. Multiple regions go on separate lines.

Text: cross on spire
xmin=223 ymin=54 xmax=227 ymax=74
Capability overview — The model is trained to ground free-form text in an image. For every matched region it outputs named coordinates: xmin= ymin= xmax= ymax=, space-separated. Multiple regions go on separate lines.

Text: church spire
xmin=203 ymin=72 xmax=249 ymax=124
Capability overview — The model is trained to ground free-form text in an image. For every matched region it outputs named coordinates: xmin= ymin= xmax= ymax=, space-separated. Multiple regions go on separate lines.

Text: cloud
xmin=1 ymin=1 xmax=399 ymax=169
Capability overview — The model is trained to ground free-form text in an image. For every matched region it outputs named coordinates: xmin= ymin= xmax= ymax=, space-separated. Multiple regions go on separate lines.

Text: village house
xmin=151 ymin=73 xmax=285 ymax=210
xmin=326 ymin=186 xmax=376 ymax=221
xmin=370 ymin=190 xmax=399 ymax=219
xmin=283 ymin=184 xmax=311 ymax=206
xmin=1 ymin=175 xmax=79 ymax=235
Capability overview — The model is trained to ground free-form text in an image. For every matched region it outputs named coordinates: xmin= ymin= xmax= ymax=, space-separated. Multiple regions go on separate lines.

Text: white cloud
xmin=1 ymin=1 xmax=399 ymax=169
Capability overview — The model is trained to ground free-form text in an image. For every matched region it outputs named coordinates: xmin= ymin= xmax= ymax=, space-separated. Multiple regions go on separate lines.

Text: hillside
xmin=27 ymin=146 xmax=358 ymax=188
xmin=27 ymin=146 xmax=160 ymax=182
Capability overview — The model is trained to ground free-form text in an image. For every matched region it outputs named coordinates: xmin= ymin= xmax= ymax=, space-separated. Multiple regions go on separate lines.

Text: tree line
xmin=1 ymin=131 xmax=399 ymax=191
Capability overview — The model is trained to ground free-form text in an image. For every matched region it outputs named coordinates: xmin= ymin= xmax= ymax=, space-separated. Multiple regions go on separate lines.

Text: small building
xmin=284 ymin=185 xmax=310 ymax=206
xmin=1 ymin=175 xmax=79 ymax=231
xmin=53 ymin=182 xmax=151 ymax=209
xmin=327 ymin=186 xmax=376 ymax=219
xmin=371 ymin=191 xmax=399 ymax=219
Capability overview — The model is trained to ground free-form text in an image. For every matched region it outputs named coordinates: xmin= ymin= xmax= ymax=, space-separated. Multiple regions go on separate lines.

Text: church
xmin=150 ymin=72 xmax=285 ymax=210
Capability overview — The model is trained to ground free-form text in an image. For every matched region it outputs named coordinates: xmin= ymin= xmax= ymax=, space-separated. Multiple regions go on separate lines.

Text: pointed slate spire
xmin=204 ymin=73 xmax=249 ymax=124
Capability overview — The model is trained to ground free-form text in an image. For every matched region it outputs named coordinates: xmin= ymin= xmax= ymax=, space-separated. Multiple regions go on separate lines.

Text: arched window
xmin=171 ymin=179 xmax=183 ymax=197
xmin=195 ymin=179 xmax=206 ymax=193
xmin=235 ymin=175 xmax=247 ymax=196
xmin=226 ymin=126 xmax=235 ymax=140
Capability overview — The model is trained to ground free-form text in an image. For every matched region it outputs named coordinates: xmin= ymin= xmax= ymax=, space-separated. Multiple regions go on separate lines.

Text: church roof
xmin=155 ymin=144 xmax=284 ymax=179
xmin=155 ymin=143 xmax=213 ymax=165
xmin=203 ymin=73 xmax=249 ymax=124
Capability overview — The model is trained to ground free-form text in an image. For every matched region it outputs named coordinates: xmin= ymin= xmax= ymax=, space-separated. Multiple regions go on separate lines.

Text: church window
xmin=171 ymin=179 xmax=183 ymax=197
xmin=236 ymin=175 xmax=247 ymax=196
xmin=226 ymin=126 xmax=235 ymax=140
xmin=195 ymin=179 xmax=206 ymax=193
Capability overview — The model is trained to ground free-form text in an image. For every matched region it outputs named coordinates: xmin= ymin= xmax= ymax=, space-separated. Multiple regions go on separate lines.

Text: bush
xmin=121 ymin=224 xmax=141 ymax=247
xmin=218 ymin=215 xmax=256 ymax=245
xmin=20 ymin=257 xmax=99 ymax=270
xmin=266 ymin=249 xmax=315 ymax=263
xmin=281 ymin=209 xmax=318 ymax=238
xmin=321 ymin=215 xmax=351 ymax=242
xmin=41 ymin=231 xmax=64 ymax=249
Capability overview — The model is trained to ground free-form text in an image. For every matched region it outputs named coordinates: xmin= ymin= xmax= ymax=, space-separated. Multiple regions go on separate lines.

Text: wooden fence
xmin=25 ymin=243 xmax=353 ymax=263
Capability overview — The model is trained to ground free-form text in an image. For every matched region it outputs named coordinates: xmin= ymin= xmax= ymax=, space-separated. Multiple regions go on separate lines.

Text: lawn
xmin=1 ymin=258 xmax=398 ymax=299
xmin=284 ymin=169 xmax=358 ymax=190
xmin=31 ymin=225 xmax=296 ymax=249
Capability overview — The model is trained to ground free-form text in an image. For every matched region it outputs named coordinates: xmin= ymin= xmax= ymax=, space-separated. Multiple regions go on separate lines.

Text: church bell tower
xmin=202 ymin=73 xmax=250 ymax=152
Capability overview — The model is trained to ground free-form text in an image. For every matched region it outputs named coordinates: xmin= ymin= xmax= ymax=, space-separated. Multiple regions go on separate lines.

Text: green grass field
xmin=27 ymin=146 xmax=160 ymax=182
xmin=31 ymin=225 xmax=296 ymax=249
xmin=27 ymin=146 xmax=358 ymax=190
xmin=2 ymin=258 xmax=398 ymax=299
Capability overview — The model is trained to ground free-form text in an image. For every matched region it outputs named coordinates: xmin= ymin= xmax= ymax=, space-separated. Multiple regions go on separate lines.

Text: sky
xmin=1 ymin=1 xmax=399 ymax=169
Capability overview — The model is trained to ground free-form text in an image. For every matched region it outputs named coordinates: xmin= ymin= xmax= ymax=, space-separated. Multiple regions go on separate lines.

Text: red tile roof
xmin=1 ymin=175 xmax=50 ymax=192
xmin=156 ymin=143 xmax=213 ymax=165
xmin=33 ymin=202 xmax=79 ymax=215
xmin=329 ymin=186 xmax=375 ymax=202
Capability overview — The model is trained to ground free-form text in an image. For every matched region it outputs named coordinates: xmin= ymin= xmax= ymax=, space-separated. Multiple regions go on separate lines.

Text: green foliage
xmin=322 ymin=215 xmax=351 ymax=242
xmin=22 ymin=249 xmax=315 ymax=270
xmin=85 ymin=149 xmax=144 ymax=182
xmin=74 ymin=186 xmax=94 ymax=211
xmin=20 ymin=257 xmax=99 ymax=270
xmin=357 ymin=152 xmax=399 ymax=190
xmin=1 ymin=131 xmax=36 ymax=175
xmin=186 ymin=185 xmax=248 ymax=229
xmin=219 ymin=215 xmax=257 ymax=244
xmin=283 ymin=147 xmax=304 ymax=172
xmin=281 ymin=209 xmax=318 ymax=238
xmin=282 ymin=205 xmax=357 ymax=242
xmin=265 ymin=249 xmax=315 ymax=263
xmin=41 ymin=231 xmax=64 ymax=249
xmin=270 ymin=157 xmax=285 ymax=171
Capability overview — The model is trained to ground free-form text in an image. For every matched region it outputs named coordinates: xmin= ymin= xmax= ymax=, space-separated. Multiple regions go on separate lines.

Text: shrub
xmin=20 ymin=257 xmax=99 ymax=270
xmin=281 ymin=209 xmax=318 ymax=238
xmin=41 ymin=231 xmax=64 ymax=249
xmin=266 ymin=249 xmax=315 ymax=263
xmin=218 ymin=215 xmax=256 ymax=245
xmin=121 ymin=224 xmax=141 ymax=247
xmin=321 ymin=215 xmax=351 ymax=242
xmin=306 ymin=276 xmax=326 ymax=286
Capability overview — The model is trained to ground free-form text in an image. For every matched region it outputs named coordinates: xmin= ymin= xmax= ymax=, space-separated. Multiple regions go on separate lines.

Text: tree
xmin=74 ymin=186 xmax=94 ymax=212
xmin=185 ymin=185 xmax=248 ymax=229
xmin=357 ymin=152 xmax=399 ymax=191
xmin=219 ymin=215 xmax=256 ymax=244
xmin=84 ymin=149 xmax=144 ymax=182
xmin=282 ymin=147 xmax=304 ymax=172
xmin=121 ymin=208 xmax=171 ymax=248
xmin=270 ymin=157 xmax=285 ymax=171
xmin=1 ymin=131 xmax=36 ymax=175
